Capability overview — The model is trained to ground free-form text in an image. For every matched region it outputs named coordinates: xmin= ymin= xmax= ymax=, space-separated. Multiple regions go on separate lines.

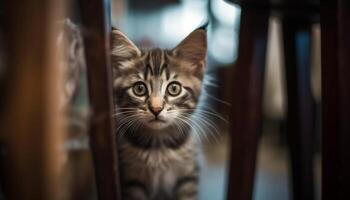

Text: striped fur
xmin=112 ymin=28 xmax=206 ymax=200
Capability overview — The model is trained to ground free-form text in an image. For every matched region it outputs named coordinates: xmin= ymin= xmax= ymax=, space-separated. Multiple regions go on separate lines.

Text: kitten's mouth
xmin=149 ymin=118 xmax=166 ymax=123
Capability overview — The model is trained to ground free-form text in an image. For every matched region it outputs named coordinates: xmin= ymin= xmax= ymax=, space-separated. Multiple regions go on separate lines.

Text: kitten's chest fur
xmin=118 ymin=134 xmax=197 ymax=198
xmin=119 ymin=136 xmax=196 ymax=169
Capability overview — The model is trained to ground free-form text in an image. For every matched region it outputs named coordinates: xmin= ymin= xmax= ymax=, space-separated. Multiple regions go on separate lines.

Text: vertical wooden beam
xmin=1 ymin=0 xmax=66 ymax=199
xmin=78 ymin=0 xmax=121 ymax=199
xmin=282 ymin=18 xmax=315 ymax=200
xmin=320 ymin=1 xmax=338 ymax=199
xmin=227 ymin=7 xmax=269 ymax=200
xmin=321 ymin=0 xmax=350 ymax=199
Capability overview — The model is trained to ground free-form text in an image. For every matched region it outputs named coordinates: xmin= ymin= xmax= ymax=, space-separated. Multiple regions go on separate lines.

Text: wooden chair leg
xmin=79 ymin=0 xmax=121 ymax=199
xmin=227 ymin=8 xmax=269 ymax=200
xmin=282 ymin=18 xmax=315 ymax=200
xmin=321 ymin=0 xmax=350 ymax=199
xmin=2 ymin=0 xmax=66 ymax=199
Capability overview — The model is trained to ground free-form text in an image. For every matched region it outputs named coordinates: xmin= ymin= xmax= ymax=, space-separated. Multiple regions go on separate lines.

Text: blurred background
xmin=0 ymin=0 xmax=321 ymax=200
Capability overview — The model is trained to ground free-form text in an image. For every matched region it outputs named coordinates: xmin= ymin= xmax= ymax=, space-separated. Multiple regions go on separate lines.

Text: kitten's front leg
xmin=122 ymin=180 xmax=149 ymax=200
xmin=174 ymin=176 xmax=199 ymax=200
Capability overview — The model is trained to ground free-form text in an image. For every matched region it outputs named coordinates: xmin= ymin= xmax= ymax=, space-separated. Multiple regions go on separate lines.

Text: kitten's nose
xmin=150 ymin=106 xmax=163 ymax=116
xmin=149 ymin=96 xmax=164 ymax=116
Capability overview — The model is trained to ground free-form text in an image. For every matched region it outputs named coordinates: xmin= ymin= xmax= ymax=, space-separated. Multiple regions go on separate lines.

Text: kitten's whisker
xmin=190 ymin=114 xmax=221 ymax=144
xmin=175 ymin=116 xmax=196 ymax=138
xmin=117 ymin=113 xmax=140 ymax=124
xmin=122 ymin=119 xmax=137 ymax=135
xmin=173 ymin=108 xmax=228 ymax=123
xmin=177 ymin=115 xmax=207 ymax=142
xmin=119 ymin=116 xmax=144 ymax=136
xmin=113 ymin=111 xmax=138 ymax=117
xmin=194 ymin=111 xmax=224 ymax=131
xmin=186 ymin=112 xmax=219 ymax=143
xmin=188 ymin=117 xmax=210 ymax=142
xmin=131 ymin=117 xmax=147 ymax=134
xmin=172 ymin=122 xmax=184 ymax=137
xmin=116 ymin=114 xmax=142 ymax=132
xmin=201 ymin=91 xmax=231 ymax=106
xmin=116 ymin=107 xmax=137 ymax=110
xmin=196 ymin=109 xmax=228 ymax=123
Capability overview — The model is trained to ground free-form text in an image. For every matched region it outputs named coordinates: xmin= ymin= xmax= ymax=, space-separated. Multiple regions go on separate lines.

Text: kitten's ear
xmin=111 ymin=29 xmax=141 ymax=62
xmin=172 ymin=28 xmax=207 ymax=65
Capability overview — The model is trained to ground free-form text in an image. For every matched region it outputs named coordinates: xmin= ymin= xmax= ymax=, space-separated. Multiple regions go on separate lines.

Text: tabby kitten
xmin=111 ymin=27 xmax=207 ymax=200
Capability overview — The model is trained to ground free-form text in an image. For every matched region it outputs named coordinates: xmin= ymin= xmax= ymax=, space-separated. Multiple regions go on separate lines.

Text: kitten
xmin=111 ymin=27 xmax=207 ymax=200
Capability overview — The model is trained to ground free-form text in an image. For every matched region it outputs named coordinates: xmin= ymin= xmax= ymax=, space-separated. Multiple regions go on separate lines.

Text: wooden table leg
xmin=227 ymin=7 xmax=269 ymax=200
xmin=282 ymin=18 xmax=315 ymax=200
xmin=321 ymin=0 xmax=350 ymax=199
xmin=79 ymin=0 xmax=121 ymax=199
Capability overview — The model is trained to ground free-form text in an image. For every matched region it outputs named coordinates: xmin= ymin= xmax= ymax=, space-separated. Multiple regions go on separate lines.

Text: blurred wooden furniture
xmin=1 ymin=0 xmax=66 ymax=199
xmin=1 ymin=0 xmax=122 ymax=199
xmin=226 ymin=0 xmax=319 ymax=200
xmin=321 ymin=0 xmax=350 ymax=199
xmin=78 ymin=0 xmax=121 ymax=199
xmin=227 ymin=8 xmax=269 ymax=200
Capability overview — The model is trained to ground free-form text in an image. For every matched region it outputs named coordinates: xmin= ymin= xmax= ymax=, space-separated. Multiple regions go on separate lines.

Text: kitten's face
xmin=111 ymin=29 xmax=206 ymax=132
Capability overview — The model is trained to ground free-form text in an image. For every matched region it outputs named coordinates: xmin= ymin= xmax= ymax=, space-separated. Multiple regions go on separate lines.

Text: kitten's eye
xmin=132 ymin=82 xmax=148 ymax=96
xmin=167 ymin=82 xmax=182 ymax=96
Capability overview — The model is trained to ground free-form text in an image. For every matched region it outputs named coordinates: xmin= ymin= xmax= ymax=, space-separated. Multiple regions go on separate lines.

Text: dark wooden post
xmin=321 ymin=0 xmax=350 ymax=199
xmin=78 ymin=0 xmax=121 ymax=199
xmin=282 ymin=18 xmax=315 ymax=200
xmin=2 ymin=0 xmax=66 ymax=199
xmin=227 ymin=7 xmax=269 ymax=200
